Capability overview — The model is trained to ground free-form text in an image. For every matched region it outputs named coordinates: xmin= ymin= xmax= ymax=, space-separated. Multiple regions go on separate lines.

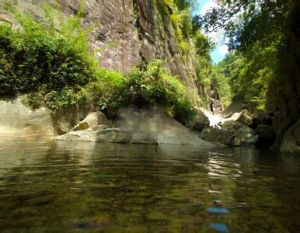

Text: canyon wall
xmin=0 ymin=0 xmax=209 ymax=107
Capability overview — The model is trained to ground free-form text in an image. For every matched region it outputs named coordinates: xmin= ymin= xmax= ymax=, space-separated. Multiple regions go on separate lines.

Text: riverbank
xmin=0 ymin=97 xmax=299 ymax=155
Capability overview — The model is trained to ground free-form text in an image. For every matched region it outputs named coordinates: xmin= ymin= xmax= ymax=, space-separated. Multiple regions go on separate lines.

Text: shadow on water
xmin=0 ymin=140 xmax=300 ymax=232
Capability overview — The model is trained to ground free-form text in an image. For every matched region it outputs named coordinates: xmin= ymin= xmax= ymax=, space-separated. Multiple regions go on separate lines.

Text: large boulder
xmin=221 ymin=94 xmax=246 ymax=118
xmin=231 ymin=126 xmax=257 ymax=147
xmin=280 ymin=120 xmax=300 ymax=155
xmin=200 ymin=121 xmax=257 ymax=147
xmin=51 ymin=104 xmax=94 ymax=135
xmin=222 ymin=121 xmax=245 ymax=131
xmin=56 ymin=127 xmax=132 ymax=143
xmin=236 ymin=110 xmax=253 ymax=126
xmin=200 ymin=127 xmax=233 ymax=145
xmin=115 ymin=106 xmax=215 ymax=146
xmin=191 ymin=109 xmax=210 ymax=132
xmin=255 ymin=124 xmax=276 ymax=149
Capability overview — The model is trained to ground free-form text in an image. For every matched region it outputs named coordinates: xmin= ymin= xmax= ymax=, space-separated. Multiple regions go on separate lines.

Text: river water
xmin=0 ymin=139 xmax=300 ymax=233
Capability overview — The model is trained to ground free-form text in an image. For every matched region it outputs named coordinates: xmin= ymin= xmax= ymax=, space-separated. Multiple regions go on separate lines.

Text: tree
xmin=200 ymin=0 xmax=300 ymax=138
xmin=200 ymin=0 xmax=293 ymax=51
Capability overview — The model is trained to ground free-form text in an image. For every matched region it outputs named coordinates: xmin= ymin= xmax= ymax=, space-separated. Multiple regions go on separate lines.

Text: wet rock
xmin=237 ymin=110 xmax=253 ymax=126
xmin=55 ymin=128 xmax=131 ymax=143
xmin=201 ymin=121 xmax=257 ymax=147
xmin=200 ymin=127 xmax=234 ymax=145
xmin=192 ymin=110 xmax=210 ymax=132
xmin=255 ymin=124 xmax=276 ymax=149
xmin=281 ymin=120 xmax=300 ymax=155
xmin=222 ymin=121 xmax=244 ymax=131
xmin=211 ymin=99 xmax=223 ymax=114
xmin=231 ymin=126 xmax=257 ymax=147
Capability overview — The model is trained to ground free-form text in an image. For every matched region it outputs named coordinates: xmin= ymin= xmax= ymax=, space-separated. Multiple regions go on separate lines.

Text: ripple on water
xmin=0 ymin=141 xmax=300 ymax=232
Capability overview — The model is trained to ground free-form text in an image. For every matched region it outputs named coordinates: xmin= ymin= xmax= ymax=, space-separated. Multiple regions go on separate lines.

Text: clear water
xmin=0 ymin=140 xmax=300 ymax=233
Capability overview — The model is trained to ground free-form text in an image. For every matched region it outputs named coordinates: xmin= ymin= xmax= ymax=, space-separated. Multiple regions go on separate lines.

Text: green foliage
xmin=193 ymin=31 xmax=211 ymax=58
xmin=210 ymin=66 xmax=232 ymax=107
xmin=199 ymin=0 xmax=295 ymax=112
xmin=200 ymin=0 xmax=292 ymax=51
xmin=95 ymin=60 xmax=195 ymax=124
xmin=192 ymin=32 xmax=213 ymax=97
xmin=155 ymin=0 xmax=194 ymax=54
xmin=0 ymin=6 xmax=94 ymax=105
xmin=217 ymin=41 xmax=279 ymax=110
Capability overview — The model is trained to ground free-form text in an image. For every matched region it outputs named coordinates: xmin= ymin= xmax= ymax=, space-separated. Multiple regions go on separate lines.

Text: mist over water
xmin=0 ymin=99 xmax=54 ymax=136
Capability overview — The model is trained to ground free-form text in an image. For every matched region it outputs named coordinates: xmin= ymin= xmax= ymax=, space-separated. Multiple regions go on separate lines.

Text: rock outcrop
xmin=57 ymin=106 xmax=215 ymax=146
xmin=73 ymin=112 xmax=110 ymax=131
xmin=280 ymin=120 xmax=300 ymax=154
xmin=56 ymin=127 xmax=132 ymax=144
xmin=200 ymin=120 xmax=257 ymax=147
xmin=191 ymin=109 xmax=210 ymax=132
xmin=0 ymin=98 xmax=54 ymax=137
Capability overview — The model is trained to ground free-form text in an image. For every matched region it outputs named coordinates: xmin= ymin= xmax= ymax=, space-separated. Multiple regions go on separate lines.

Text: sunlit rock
xmin=115 ymin=106 xmax=214 ymax=146
xmin=73 ymin=112 xmax=110 ymax=131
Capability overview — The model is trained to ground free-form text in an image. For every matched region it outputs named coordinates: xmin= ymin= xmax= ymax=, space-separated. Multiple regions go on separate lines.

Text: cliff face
xmin=265 ymin=0 xmax=300 ymax=152
xmin=0 ymin=0 xmax=208 ymax=107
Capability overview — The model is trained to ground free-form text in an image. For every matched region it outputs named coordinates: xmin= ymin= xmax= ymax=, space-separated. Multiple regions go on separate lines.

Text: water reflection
xmin=0 ymin=140 xmax=300 ymax=232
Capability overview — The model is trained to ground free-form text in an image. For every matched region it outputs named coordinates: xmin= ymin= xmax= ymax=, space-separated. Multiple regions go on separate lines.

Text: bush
xmin=0 ymin=6 xmax=94 ymax=105
xmin=93 ymin=60 xmax=195 ymax=124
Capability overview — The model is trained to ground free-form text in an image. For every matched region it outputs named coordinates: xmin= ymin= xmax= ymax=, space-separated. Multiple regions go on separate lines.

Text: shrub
xmin=0 ymin=5 xmax=94 ymax=107
xmin=96 ymin=60 xmax=195 ymax=125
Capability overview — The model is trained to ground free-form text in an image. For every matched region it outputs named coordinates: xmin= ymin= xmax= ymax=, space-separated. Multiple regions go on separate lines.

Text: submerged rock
xmin=281 ymin=120 xmax=300 ymax=155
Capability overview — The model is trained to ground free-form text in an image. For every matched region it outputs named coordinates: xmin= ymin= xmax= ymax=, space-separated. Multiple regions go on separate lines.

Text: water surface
xmin=0 ymin=140 xmax=300 ymax=233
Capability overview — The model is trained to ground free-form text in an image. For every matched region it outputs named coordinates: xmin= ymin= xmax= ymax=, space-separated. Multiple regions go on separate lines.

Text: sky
xmin=194 ymin=0 xmax=229 ymax=63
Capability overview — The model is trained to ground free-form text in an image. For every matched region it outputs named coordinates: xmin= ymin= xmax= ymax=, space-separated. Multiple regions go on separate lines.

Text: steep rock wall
xmin=0 ymin=0 xmax=209 ymax=107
